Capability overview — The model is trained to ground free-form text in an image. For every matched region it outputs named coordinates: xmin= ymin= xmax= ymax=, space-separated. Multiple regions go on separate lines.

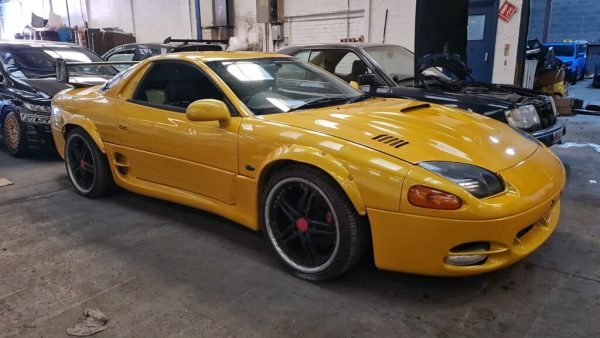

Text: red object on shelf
xmin=498 ymin=1 xmax=517 ymax=22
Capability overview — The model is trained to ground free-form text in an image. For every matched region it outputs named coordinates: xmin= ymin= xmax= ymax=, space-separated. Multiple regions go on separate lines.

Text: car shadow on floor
xmin=94 ymin=187 xmax=523 ymax=303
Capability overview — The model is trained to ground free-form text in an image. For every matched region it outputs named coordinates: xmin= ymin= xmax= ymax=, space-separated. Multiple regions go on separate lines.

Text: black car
xmin=278 ymin=43 xmax=565 ymax=146
xmin=102 ymin=38 xmax=223 ymax=71
xmin=0 ymin=41 xmax=118 ymax=156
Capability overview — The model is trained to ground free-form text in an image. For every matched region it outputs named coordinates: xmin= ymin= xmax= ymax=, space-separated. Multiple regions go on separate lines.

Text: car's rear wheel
xmin=65 ymin=127 xmax=116 ymax=197
xmin=2 ymin=109 xmax=29 ymax=157
xmin=262 ymin=165 xmax=368 ymax=281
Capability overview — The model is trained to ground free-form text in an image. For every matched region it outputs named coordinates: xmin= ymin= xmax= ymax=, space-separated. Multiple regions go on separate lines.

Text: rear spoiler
xmin=163 ymin=36 xmax=228 ymax=44
xmin=56 ymin=58 xmax=138 ymax=87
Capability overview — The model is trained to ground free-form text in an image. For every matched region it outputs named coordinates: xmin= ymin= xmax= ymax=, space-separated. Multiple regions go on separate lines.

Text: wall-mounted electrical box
xmin=271 ymin=24 xmax=283 ymax=40
xmin=256 ymin=0 xmax=284 ymax=23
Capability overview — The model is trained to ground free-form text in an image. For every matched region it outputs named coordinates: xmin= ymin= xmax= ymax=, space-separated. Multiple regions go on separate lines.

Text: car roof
xmin=281 ymin=42 xmax=404 ymax=49
xmin=154 ymin=51 xmax=292 ymax=62
xmin=0 ymin=40 xmax=80 ymax=48
xmin=112 ymin=43 xmax=170 ymax=49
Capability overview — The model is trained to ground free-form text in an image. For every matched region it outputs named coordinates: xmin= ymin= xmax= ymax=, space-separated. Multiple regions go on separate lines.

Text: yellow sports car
xmin=51 ymin=52 xmax=565 ymax=281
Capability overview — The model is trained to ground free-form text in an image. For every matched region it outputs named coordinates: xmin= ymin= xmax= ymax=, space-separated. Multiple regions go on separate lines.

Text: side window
xmin=334 ymin=53 xmax=361 ymax=76
xmin=293 ymin=50 xmax=310 ymax=62
xmin=107 ymin=51 xmax=134 ymax=72
xmin=308 ymin=50 xmax=372 ymax=82
xmin=133 ymin=62 xmax=223 ymax=111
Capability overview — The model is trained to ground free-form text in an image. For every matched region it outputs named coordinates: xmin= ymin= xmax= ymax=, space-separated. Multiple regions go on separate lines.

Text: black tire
xmin=2 ymin=107 xmax=29 ymax=157
xmin=65 ymin=127 xmax=116 ymax=197
xmin=261 ymin=165 xmax=369 ymax=281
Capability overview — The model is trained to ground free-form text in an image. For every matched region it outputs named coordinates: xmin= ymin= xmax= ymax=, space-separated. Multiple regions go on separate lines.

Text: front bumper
xmin=368 ymin=146 xmax=565 ymax=276
xmin=19 ymin=110 xmax=54 ymax=151
xmin=368 ymin=189 xmax=561 ymax=276
xmin=531 ymin=120 xmax=566 ymax=147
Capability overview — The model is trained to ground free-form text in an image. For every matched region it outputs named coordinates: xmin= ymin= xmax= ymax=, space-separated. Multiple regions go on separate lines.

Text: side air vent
xmin=372 ymin=134 xmax=410 ymax=148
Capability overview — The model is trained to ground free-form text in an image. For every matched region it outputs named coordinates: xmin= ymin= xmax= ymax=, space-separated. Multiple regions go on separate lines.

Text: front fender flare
xmin=258 ymin=145 xmax=366 ymax=216
xmin=62 ymin=115 xmax=106 ymax=153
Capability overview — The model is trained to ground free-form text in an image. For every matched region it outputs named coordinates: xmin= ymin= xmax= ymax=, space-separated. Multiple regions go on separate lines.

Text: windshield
xmin=0 ymin=46 xmax=117 ymax=79
xmin=549 ymin=45 xmax=575 ymax=57
xmin=207 ymin=58 xmax=362 ymax=115
xmin=363 ymin=45 xmax=414 ymax=82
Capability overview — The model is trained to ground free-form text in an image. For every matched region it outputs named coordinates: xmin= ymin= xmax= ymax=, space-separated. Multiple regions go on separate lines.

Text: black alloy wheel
xmin=262 ymin=165 xmax=368 ymax=281
xmin=65 ymin=127 xmax=116 ymax=197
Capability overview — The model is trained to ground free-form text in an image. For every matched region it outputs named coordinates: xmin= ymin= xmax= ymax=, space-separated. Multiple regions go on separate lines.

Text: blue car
xmin=546 ymin=41 xmax=588 ymax=82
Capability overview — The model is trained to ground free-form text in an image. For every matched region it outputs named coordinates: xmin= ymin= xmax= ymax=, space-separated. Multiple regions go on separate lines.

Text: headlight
xmin=22 ymin=102 xmax=51 ymax=114
xmin=51 ymin=106 xmax=63 ymax=128
xmin=419 ymin=162 xmax=504 ymax=198
xmin=504 ymin=105 xmax=541 ymax=130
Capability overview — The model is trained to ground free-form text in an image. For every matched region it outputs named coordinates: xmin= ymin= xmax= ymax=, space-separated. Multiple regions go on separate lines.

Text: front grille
xmin=372 ymin=134 xmax=410 ymax=148
xmin=536 ymin=102 xmax=557 ymax=128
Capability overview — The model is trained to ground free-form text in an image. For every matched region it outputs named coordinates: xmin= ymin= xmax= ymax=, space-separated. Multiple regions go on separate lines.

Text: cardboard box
xmin=554 ymin=95 xmax=574 ymax=116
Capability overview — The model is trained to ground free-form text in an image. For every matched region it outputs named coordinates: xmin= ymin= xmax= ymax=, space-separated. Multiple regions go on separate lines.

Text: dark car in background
xmin=102 ymin=38 xmax=223 ymax=71
xmin=0 ymin=40 xmax=118 ymax=156
xmin=278 ymin=43 xmax=565 ymax=146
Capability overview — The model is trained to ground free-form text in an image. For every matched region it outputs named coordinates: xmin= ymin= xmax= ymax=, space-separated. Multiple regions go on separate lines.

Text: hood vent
xmin=372 ymin=134 xmax=410 ymax=148
xmin=401 ymin=103 xmax=430 ymax=113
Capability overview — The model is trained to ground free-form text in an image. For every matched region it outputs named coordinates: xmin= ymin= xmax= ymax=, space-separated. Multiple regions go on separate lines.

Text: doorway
xmin=467 ymin=0 xmax=498 ymax=83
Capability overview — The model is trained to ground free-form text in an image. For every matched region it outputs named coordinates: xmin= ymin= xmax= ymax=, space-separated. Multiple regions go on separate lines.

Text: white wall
xmin=86 ymin=0 xmax=196 ymax=43
xmin=367 ymin=0 xmax=416 ymax=50
xmin=491 ymin=0 xmax=523 ymax=84
xmin=0 ymin=0 xmax=87 ymax=39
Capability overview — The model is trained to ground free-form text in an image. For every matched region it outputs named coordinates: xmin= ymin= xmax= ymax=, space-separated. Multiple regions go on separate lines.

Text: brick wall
xmin=528 ymin=0 xmax=600 ymax=43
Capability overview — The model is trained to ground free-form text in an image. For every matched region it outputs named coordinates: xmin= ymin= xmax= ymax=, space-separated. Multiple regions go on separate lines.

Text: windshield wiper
xmin=345 ymin=93 xmax=372 ymax=103
xmin=287 ymin=96 xmax=351 ymax=112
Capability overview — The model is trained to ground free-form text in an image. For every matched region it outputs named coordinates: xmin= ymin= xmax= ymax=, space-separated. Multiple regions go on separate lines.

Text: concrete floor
xmin=1 ymin=116 xmax=599 ymax=337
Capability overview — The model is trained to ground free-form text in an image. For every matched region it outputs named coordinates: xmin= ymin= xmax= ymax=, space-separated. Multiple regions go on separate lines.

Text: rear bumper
xmin=531 ymin=120 xmax=566 ymax=147
xmin=367 ymin=189 xmax=561 ymax=276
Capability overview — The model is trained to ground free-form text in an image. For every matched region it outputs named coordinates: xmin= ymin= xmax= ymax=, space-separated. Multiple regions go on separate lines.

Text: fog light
xmin=444 ymin=255 xmax=488 ymax=266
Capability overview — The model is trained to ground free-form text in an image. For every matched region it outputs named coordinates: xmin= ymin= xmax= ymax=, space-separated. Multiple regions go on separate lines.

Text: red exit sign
xmin=498 ymin=1 xmax=518 ymax=22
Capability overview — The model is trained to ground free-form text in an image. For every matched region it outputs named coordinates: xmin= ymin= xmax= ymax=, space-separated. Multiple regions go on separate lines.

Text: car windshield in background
xmin=363 ymin=46 xmax=415 ymax=82
xmin=549 ymin=45 xmax=574 ymax=57
xmin=207 ymin=58 xmax=362 ymax=115
xmin=0 ymin=46 xmax=117 ymax=79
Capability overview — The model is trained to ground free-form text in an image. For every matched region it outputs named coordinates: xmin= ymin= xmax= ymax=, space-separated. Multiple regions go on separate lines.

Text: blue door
xmin=467 ymin=0 xmax=498 ymax=83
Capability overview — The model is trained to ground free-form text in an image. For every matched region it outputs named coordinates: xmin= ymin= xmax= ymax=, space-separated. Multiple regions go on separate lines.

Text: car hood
xmin=21 ymin=76 xmax=112 ymax=97
xmin=263 ymin=98 xmax=539 ymax=172
xmin=20 ymin=78 xmax=71 ymax=98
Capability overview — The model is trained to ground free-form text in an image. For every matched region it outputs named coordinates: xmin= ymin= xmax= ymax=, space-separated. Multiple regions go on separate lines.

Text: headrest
xmin=352 ymin=60 xmax=368 ymax=74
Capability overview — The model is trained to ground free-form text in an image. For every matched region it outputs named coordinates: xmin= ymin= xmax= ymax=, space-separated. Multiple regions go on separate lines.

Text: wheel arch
xmin=257 ymin=145 xmax=367 ymax=217
xmin=62 ymin=116 xmax=106 ymax=154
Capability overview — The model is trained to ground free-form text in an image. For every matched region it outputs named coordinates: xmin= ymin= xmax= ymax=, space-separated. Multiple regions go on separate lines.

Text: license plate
xmin=553 ymin=130 xmax=562 ymax=143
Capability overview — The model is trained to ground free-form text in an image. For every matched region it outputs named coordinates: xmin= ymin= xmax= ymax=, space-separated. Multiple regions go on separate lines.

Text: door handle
xmin=484 ymin=52 xmax=489 ymax=62
xmin=118 ymin=124 xmax=129 ymax=131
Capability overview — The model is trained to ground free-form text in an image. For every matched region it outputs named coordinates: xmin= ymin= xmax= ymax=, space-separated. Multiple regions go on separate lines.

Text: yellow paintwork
xmin=51 ymin=52 xmax=566 ymax=276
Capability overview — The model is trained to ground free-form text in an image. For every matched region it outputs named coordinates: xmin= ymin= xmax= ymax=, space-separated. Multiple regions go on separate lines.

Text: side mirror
xmin=357 ymin=73 xmax=378 ymax=86
xmin=349 ymin=81 xmax=360 ymax=90
xmin=186 ymin=99 xmax=231 ymax=128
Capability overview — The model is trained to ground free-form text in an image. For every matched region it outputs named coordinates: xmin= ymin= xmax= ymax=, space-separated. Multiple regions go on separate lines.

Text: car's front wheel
xmin=65 ymin=127 xmax=116 ymax=197
xmin=262 ymin=165 xmax=368 ymax=281
xmin=2 ymin=108 xmax=29 ymax=157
